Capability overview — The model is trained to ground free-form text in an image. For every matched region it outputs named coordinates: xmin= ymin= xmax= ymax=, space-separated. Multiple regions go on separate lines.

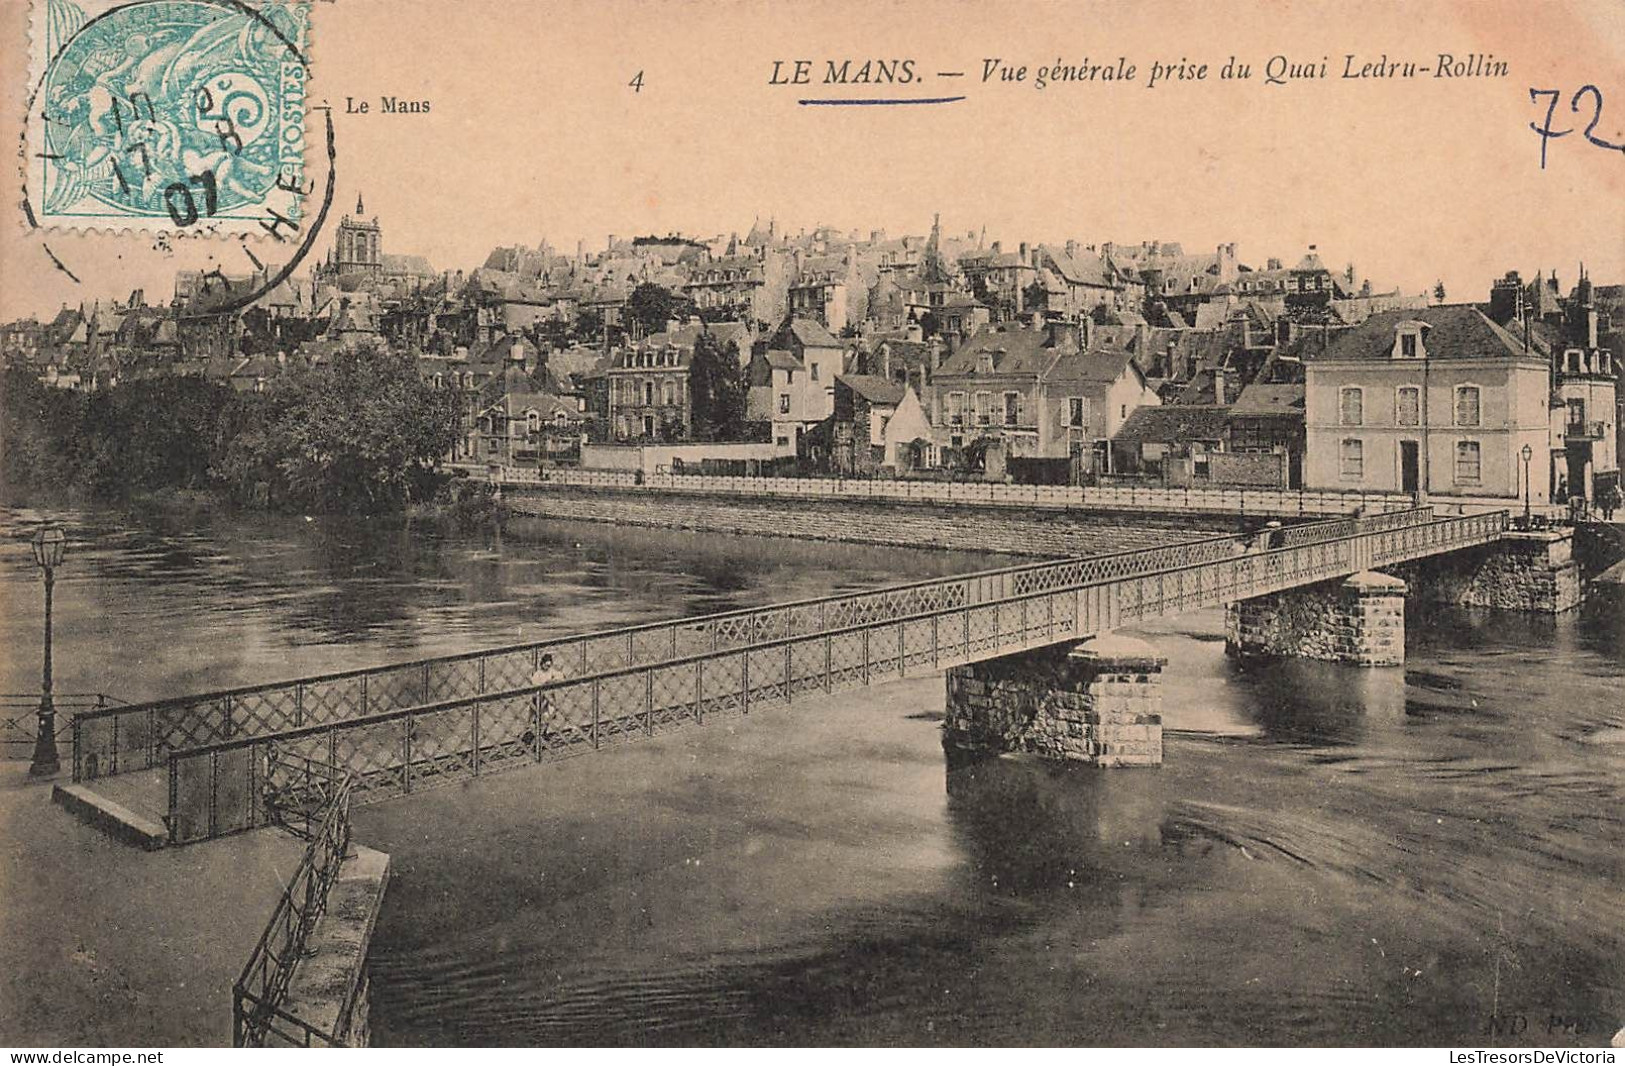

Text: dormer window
xmin=1393 ymin=321 xmax=1429 ymax=359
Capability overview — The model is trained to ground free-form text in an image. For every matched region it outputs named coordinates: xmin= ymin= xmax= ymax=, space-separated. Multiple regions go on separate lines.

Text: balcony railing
xmin=1566 ymin=420 xmax=1606 ymax=441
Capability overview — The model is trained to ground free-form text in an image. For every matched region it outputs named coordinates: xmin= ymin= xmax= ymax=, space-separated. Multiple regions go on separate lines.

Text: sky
xmin=2 ymin=0 xmax=1623 ymax=320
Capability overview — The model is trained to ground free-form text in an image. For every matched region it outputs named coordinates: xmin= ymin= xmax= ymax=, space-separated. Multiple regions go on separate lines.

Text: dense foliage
xmin=2 ymin=345 xmax=461 ymax=514
xmin=625 ymin=283 xmax=698 ymax=338
xmin=2 ymin=369 xmax=242 ymax=499
xmin=688 ymin=333 xmax=747 ymax=442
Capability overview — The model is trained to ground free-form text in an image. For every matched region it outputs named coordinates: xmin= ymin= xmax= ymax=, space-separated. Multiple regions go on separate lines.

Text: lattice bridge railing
xmin=162 ymin=510 xmax=1504 ymax=844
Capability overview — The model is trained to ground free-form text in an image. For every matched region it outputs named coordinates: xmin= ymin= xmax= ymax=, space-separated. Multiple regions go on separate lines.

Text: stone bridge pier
xmin=1225 ymin=570 xmax=1408 ymax=667
xmin=943 ymin=634 xmax=1166 ymax=767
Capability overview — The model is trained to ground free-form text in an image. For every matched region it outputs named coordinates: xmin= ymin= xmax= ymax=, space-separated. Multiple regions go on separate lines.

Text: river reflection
xmin=0 ymin=502 xmax=1006 ymax=701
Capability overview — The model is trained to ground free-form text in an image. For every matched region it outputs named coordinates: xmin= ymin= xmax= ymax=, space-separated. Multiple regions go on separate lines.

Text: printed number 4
xmin=629 ymin=70 xmax=644 ymax=93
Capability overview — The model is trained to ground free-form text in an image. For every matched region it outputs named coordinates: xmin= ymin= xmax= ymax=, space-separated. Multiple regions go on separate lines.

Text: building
xmin=1226 ymin=381 xmax=1307 ymax=487
xmin=1033 ymin=243 xmax=1144 ymax=321
xmin=787 ymin=252 xmax=864 ymax=333
xmin=477 ymin=386 xmax=588 ymax=467
xmin=1304 ymin=306 xmax=1551 ymax=501
xmin=1548 ymin=273 xmax=1619 ymax=500
xmin=684 ymin=252 xmax=789 ymax=327
xmin=746 ymin=349 xmax=828 ymax=450
xmin=604 ymin=319 xmax=753 ymax=442
xmin=1488 ymin=268 xmax=1620 ymax=501
xmin=958 ymin=243 xmax=1039 ymax=320
xmin=606 ymin=339 xmax=691 ymax=442
xmin=830 ymin=375 xmax=933 ymax=474
xmin=1111 ymin=382 xmax=1305 ymax=489
xmin=1110 ymin=405 xmax=1232 ymax=485
xmin=930 ymin=318 xmax=1161 ymax=475
xmin=324 ymin=195 xmax=382 ymax=280
xmin=767 ymin=318 xmax=847 ymax=388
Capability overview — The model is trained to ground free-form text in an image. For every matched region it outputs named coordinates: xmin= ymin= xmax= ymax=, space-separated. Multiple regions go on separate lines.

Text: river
xmin=3 ymin=502 xmax=1621 ymax=1047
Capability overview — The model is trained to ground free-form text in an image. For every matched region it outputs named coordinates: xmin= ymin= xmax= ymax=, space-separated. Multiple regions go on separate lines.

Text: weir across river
xmin=63 ymin=506 xmax=1508 ymax=845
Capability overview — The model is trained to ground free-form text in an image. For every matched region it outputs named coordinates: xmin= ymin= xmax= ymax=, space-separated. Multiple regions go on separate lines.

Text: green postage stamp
xmin=24 ymin=0 xmax=312 ymax=234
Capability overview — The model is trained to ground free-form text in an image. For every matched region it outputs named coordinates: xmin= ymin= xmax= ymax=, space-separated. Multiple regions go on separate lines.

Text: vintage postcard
xmin=2 ymin=0 xmax=1623 ymax=1053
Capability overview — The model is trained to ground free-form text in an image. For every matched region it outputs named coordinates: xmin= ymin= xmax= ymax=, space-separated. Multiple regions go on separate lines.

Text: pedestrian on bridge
xmin=530 ymin=653 xmax=566 ymax=749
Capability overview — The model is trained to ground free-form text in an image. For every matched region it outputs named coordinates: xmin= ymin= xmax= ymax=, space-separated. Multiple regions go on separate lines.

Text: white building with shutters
xmin=1304 ymin=306 xmax=1550 ymax=501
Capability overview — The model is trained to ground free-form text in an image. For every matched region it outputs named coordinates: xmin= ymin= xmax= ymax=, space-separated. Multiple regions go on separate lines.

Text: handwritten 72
xmin=1529 ymin=86 xmax=1625 ymax=169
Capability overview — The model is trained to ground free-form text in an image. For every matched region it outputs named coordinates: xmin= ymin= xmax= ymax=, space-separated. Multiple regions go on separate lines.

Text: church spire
xmin=356 ymin=192 xmax=365 ymax=216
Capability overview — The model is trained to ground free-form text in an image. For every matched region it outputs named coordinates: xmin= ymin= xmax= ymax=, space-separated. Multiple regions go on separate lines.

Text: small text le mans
xmin=346 ymin=97 xmax=431 ymax=114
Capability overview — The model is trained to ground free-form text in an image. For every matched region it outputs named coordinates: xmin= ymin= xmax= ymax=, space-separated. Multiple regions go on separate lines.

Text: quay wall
xmin=496 ymin=466 xmax=1422 ymax=519
xmin=503 ymin=484 xmax=1236 ymax=558
xmin=277 ymin=846 xmax=390 ymax=1048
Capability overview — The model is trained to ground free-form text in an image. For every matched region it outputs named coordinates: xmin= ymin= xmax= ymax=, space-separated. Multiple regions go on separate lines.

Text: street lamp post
xmin=29 ymin=523 xmax=67 ymax=778
xmin=1521 ymin=443 xmax=1534 ymax=525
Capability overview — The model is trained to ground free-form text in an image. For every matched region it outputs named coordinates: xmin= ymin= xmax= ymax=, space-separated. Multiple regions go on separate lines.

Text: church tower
xmin=328 ymin=193 xmax=382 ymax=277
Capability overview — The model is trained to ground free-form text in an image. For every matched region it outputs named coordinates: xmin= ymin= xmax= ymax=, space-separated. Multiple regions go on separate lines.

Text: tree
xmin=625 ymin=283 xmax=697 ymax=339
xmin=226 ymin=344 xmax=461 ymax=514
xmin=690 ymin=332 xmax=747 ymax=441
xmin=1022 ymin=280 xmax=1049 ymax=316
xmin=575 ymin=306 xmax=604 ymax=341
xmin=1 ymin=368 xmax=242 ymax=502
xmin=918 ymin=311 xmax=942 ymax=339
xmin=1433 ymin=280 xmax=1447 ymax=304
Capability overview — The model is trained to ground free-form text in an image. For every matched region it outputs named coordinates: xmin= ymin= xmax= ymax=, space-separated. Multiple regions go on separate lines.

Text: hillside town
xmin=4 ymin=198 xmax=1620 ymax=512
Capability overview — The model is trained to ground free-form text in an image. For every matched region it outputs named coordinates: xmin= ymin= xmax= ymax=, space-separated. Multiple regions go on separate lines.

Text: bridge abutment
xmin=943 ymin=634 xmax=1165 ymax=767
xmin=1225 ymin=570 xmax=1407 ymax=667
xmin=1398 ymin=530 xmax=1582 ymax=614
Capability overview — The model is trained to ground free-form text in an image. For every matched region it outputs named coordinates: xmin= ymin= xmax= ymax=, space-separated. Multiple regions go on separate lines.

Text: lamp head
xmin=30 ymin=524 xmax=66 ymax=570
xmin=1521 ymin=444 xmax=1534 ymax=462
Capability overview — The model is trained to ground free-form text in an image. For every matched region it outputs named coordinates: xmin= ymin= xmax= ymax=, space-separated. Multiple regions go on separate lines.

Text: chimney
xmin=1029 ymin=311 xmax=1044 ymax=330
xmin=1046 ymin=319 xmax=1081 ymax=350
xmin=1018 ymin=241 xmax=1029 ymax=264
xmin=991 ymin=240 xmax=1002 ymax=254
xmin=945 ymin=331 xmax=961 ymax=356
xmin=1267 ymin=257 xmax=1282 ymax=271
xmin=1080 ymin=316 xmax=1094 ymax=349
xmin=607 ymin=234 xmax=617 ymax=251
xmin=1065 ymin=240 xmax=1079 ymax=258
xmin=1213 ymin=367 xmax=1227 ymax=405
xmin=881 ymin=344 xmax=892 ymax=379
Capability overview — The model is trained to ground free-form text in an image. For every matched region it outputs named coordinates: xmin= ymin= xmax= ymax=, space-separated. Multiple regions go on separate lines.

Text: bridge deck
xmin=118 ymin=507 xmax=1504 ymax=844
